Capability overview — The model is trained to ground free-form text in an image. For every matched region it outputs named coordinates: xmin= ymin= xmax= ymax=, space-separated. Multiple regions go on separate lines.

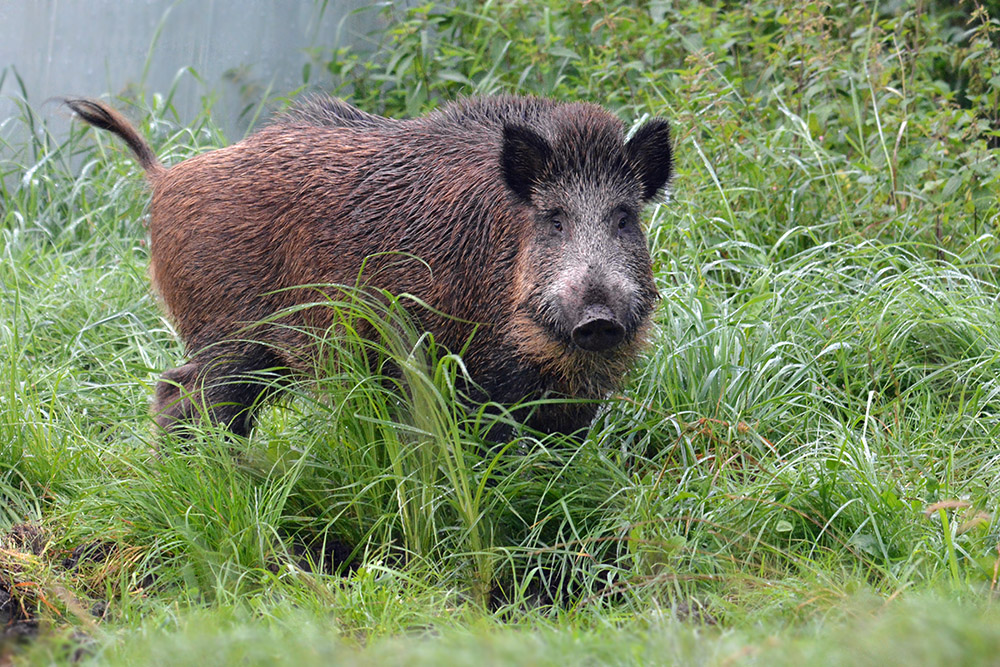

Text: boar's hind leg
xmin=152 ymin=344 xmax=287 ymax=438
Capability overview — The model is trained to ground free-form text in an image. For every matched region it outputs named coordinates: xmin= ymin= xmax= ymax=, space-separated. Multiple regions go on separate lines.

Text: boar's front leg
xmin=151 ymin=342 xmax=287 ymax=438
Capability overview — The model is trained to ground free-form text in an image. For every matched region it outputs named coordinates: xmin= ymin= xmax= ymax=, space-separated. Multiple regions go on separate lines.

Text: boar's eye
xmin=614 ymin=207 xmax=634 ymax=231
xmin=550 ymin=209 xmax=565 ymax=232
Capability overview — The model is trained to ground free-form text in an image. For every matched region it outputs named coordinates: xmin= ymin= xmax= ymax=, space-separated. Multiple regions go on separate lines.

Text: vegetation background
xmin=1 ymin=0 xmax=1000 ymax=663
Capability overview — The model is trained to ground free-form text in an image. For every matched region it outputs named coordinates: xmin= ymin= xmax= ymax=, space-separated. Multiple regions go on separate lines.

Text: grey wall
xmin=0 ymin=0 xmax=383 ymax=145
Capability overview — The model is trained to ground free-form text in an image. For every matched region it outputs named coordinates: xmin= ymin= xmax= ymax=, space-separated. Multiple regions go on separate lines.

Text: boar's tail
xmin=64 ymin=98 xmax=165 ymax=179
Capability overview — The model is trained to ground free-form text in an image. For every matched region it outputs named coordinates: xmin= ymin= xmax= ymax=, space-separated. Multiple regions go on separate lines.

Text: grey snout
xmin=572 ymin=305 xmax=625 ymax=352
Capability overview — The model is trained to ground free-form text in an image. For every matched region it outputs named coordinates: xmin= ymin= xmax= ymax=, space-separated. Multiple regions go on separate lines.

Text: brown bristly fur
xmin=66 ymin=94 xmax=672 ymax=439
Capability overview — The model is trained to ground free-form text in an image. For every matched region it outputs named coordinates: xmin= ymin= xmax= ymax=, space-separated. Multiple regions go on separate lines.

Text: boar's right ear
xmin=625 ymin=118 xmax=673 ymax=202
xmin=501 ymin=124 xmax=553 ymax=203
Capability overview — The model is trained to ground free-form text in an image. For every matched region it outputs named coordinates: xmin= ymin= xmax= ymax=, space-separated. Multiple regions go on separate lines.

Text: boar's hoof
xmin=572 ymin=305 xmax=625 ymax=352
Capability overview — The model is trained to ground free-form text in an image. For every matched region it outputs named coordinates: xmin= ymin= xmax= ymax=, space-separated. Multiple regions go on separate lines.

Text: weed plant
xmin=2 ymin=0 xmax=1000 ymax=663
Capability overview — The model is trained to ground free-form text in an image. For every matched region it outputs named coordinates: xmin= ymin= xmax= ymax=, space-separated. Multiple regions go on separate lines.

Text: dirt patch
xmin=61 ymin=541 xmax=116 ymax=572
xmin=8 ymin=524 xmax=46 ymax=558
xmin=0 ymin=523 xmax=117 ymax=661
xmin=269 ymin=535 xmax=360 ymax=576
xmin=0 ymin=523 xmax=47 ymax=644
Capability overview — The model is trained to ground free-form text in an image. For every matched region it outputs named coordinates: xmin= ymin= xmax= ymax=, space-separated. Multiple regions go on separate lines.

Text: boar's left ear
xmin=501 ymin=123 xmax=554 ymax=203
xmin=625 ymin=118 xmax=673 ymax=202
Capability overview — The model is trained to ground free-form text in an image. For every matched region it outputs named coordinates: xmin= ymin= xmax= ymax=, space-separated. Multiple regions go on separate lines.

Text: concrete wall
xmin=0 ymin=0 xmax=383 ymax=145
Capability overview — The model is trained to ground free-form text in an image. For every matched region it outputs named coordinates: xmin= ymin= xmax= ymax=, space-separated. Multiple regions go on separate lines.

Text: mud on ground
xmin=0 ymin=523 xmax=119 ymax=662
xmin=0 ymin=523 xmax=46 ymax=642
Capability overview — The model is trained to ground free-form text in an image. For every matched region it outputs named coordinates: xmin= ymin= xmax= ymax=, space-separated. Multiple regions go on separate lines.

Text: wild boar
xmin=65 ymin=94 xmax=672 ymax=438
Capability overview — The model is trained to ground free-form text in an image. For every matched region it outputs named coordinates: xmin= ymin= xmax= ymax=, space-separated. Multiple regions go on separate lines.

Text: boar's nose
xmin=572 ymin=305 xmax=626 ymax=351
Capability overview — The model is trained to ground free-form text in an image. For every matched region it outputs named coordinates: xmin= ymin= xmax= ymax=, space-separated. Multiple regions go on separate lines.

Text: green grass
xmin=2 ymin=0 xmax=1000 ymax=664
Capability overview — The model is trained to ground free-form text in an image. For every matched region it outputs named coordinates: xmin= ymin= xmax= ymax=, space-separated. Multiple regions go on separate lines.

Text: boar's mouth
xmin=508 ymin=302 xmax=653 ymax=399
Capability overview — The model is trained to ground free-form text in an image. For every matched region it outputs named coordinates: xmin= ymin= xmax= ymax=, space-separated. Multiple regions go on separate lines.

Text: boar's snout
xmin=572 ymin=305 xmax=626 ymax=352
